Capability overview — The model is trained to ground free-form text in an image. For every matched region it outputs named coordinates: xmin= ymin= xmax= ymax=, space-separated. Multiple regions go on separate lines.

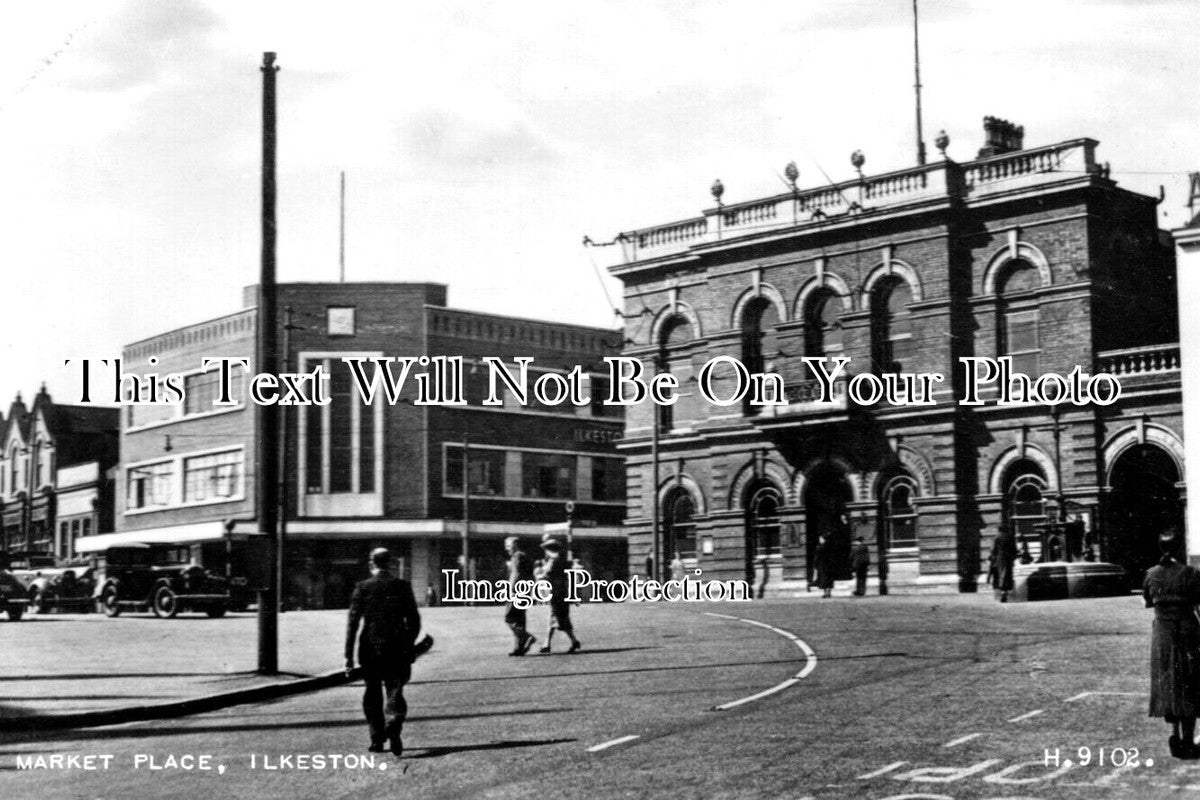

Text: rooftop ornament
xmin=784 ymin=161 xmax=799 ymax=191
xmin=850 ymin=150 xmax=865 ymax=179
xmin=710 ymin=178 xmax=725 ymax=206
xmin=935 ymin=129 xmax=949 ymax=158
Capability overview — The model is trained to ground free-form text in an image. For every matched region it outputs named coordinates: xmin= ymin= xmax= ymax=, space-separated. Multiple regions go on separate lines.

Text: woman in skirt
xmin=1144 ymin=528 xmax=1200 ymax=759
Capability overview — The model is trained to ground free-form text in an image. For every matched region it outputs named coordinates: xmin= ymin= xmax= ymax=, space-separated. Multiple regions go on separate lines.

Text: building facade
xmin=0 ymin=388 xmax=118 ymax=558
xmin=78 ymin=283 xmax=626 ymax=607
xmin=604 ymin=120 xmax=1182 ymax=593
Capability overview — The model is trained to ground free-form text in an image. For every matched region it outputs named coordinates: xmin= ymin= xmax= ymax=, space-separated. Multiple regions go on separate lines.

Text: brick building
xmin=77 ymin=283 xmax=626 ymax=607
xmin=602 ymin=119 xmax=1182 ymax=594
xmin=0 ymin=387 xmax=118 ymax=558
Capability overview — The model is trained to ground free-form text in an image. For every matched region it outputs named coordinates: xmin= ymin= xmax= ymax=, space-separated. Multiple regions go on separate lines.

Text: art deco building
xmin=77 ymin=282 xmax=626 ymax=608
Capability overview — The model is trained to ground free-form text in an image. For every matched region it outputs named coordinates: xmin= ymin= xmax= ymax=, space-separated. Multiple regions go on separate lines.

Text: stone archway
xmin=1107 ymin=443 xmax=1182 ymax=588
xmin=803 ymin=463 xmax=855 ymax=584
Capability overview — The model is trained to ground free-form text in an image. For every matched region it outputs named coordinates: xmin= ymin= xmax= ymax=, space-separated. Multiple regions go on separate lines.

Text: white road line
xmin=587 ymin=735 xmax=640 ymax=753
xmin=1008 ymin=709 xmax=1044 ymax=723
xmin=1065 ymin=691 xmax=1148 ymax=703
xmin=702 ymin=612 xmax=818 ymax=710
xmin=943 ymin=733 xmax=982 ymax=748
xmin=856 ymin=761 xmax=907 ymax=780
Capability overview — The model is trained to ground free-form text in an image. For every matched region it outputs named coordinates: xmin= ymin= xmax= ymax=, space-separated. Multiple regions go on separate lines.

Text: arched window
xmin=747 ymin=484 xmax=783 ymax=558
xmin=1002 ymin=459 xmax=1049 ymax=545
xmin=804 ymin=289 xmax=843 ymax=358
xmin=664 ymin=488 xmax=697 ymax=560
xmin=9 ymin=446 xmax=18 ymax=493
xmin=870 ymin=277 xmax=912 ymax=374
xmin=1009 ymin=476 xmax=1046 ymax=536
xmin=881 ymin=473 xmax=919 ymax=549
xmin=658 ymin=316 xmax=694 ymax=432
xmin=999 ymin=260 xmax=1041 ymax=375
xmin=741 ymin=299 xmax=779 ymax=415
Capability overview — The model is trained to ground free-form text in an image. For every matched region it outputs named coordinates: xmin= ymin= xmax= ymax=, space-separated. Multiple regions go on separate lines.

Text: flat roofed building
xmin=82 ymin=282 xmax=626 ymax=608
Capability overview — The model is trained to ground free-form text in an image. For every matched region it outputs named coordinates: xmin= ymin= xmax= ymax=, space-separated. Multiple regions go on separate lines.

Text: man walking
xmin=345 ymin=547 xmax=421 ymax=756
xmin=851 ymin=536 xmax=870 ymax=596
xmin=538 ymin=538 xmax=582 ymax=654
xmin=992 ymin=528 xmax=1018 ymax=603
xmin=504 ymin=536 xmax=536 ymax=656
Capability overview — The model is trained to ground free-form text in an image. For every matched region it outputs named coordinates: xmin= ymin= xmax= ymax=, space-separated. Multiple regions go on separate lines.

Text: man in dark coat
xmin=504 ymin=536 xmax=537 ymax=656
xmin=991 ymin=529 xmax=1018 ymax=603
xmin=345 ymin=548 xmax=421 ymax=756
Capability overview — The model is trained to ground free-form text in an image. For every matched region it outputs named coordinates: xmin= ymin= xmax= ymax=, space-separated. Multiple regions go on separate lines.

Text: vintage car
xmin=6 ymin=552 xmax=96 ymax=614
xmin=0 ymin=566 xmax=29 ymax=620
xmin=94 ymin=544 xmax=230 ymax=619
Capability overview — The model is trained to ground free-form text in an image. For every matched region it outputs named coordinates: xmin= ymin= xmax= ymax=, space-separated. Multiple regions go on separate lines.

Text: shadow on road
xmin=0 ymin=672 xmax=267 ymax=682
xmin=0 ymin=707 xmax=575 ymax=749
xmin=407 ymin=737 xmax=576 ymax=759
xmin=537 ymin=647 xmax=656 ymax=655
xmin=412 ymin=656 xmax=809 ymax=685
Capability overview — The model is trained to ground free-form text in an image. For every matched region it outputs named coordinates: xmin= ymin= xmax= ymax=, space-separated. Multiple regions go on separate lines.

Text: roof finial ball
xmin=710 ymin=178 xmax=725 ymax=206
xmin=850 ymin=150 xmax=865 ymax=179
xmin=784 ymin=161 xmax=799 ymax=191
xmin=935 ymin=129 xmax=950 ymax=158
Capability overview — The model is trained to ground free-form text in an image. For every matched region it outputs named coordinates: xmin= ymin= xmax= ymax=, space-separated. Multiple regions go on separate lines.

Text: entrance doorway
xmin=804 ymin=466 xmax=854 ymax=583
xmin=1109 ymin=444 xmax=1182 ymax=587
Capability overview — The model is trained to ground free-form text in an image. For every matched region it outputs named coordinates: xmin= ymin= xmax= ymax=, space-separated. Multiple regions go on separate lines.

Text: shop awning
xmin=74 ymin=520 xmax=262 ymax=553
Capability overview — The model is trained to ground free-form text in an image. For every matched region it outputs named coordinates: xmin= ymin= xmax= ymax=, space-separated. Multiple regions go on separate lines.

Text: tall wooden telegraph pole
xmin=257 ymin=51 xmax=281 ymax=675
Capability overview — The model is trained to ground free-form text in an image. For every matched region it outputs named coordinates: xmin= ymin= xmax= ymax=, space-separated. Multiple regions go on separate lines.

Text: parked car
xmin=0 ymin=566 xmax=29 ymax=621
xmin=6 ymin=552 xmax=95 ymax=614
xmin=94 ymin=544 xmax=230 ymax=619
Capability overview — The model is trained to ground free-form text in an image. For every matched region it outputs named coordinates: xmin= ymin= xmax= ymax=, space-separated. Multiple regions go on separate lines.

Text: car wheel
xmin=8 ymin=604 xmax=24 ymax=621
xmin=152 ymin=586 xmax=178 ymax=619
xmin=32 ymin=590 xmax=50 ymax=615
xmin=101 ymin=586 xmax=122 ymax=617
xmin=205 ymin=605 xmax=227 ymax=618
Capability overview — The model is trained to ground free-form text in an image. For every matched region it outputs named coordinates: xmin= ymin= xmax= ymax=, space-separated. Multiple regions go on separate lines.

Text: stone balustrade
xmin=1096 ymin=343 xmax=1181 ymax=376
xmin=613 ymin=139 xmax=1100 ymax=266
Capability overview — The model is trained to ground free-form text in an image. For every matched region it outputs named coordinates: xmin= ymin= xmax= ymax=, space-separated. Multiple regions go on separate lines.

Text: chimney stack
xmin=977 ymin=116 xmax=1025 ymax=158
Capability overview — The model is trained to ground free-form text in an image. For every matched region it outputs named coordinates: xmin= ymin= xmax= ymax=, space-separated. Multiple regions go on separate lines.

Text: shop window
xmin=521 ymin=452 xmax=575 ymax=499
xmin=445 ymin=446 xmax=507 ymax=496
xmin=591 ymin=457 xmax=625 ymax=502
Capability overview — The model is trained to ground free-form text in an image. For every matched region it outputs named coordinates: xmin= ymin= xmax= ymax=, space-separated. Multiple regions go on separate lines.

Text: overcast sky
xmin=1 ymin=0 xmax=1197 ymax=410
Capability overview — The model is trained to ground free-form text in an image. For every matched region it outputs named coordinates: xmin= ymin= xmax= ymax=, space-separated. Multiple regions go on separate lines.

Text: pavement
xmin=0 ymin=608 xmax=356 ymax=725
